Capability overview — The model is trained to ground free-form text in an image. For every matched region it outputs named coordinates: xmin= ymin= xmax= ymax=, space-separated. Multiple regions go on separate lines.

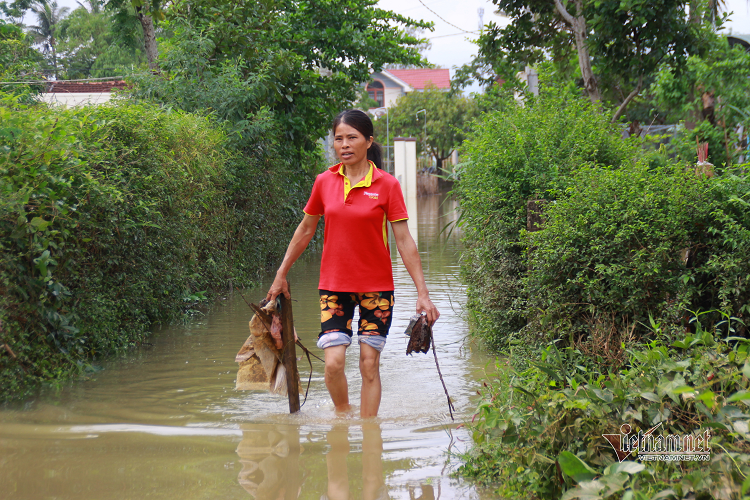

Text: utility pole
xmin=478 ymin=7 xmax=485 ymax=33
xmin=416 ymin=108 xmax=427 ymax=140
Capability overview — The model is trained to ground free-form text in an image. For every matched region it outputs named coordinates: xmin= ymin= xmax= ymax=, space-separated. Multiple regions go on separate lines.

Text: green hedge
xmin=525 ymin=163 xmax=750 ymax=348
xmin=458 ymin=87 xmax=750 ymax=351
xmin=0 ymin=94 xmax=313 ymax=400
xmin=456 ymin=88 xmax=750 ymax=499
xmin=456 ymin=88 xmax=638 ymax=350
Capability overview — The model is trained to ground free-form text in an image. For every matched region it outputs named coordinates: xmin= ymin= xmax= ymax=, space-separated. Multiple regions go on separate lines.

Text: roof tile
xmin=45 ymin=80 xmax=129 ymax=93
xmin=387 ymin=69 xmax=451 ymax=90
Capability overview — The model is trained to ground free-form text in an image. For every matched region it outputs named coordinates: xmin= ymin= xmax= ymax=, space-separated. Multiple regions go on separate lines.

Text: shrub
xmin=524 ymin=162 xmax=750 ymax=346
xmin=0 ymin=94 xmax=313 ymax=400
xmin=460 ymin=323 xmax=750 ymax=499
xmin=456 ymin=88 xmax=638 ymax=350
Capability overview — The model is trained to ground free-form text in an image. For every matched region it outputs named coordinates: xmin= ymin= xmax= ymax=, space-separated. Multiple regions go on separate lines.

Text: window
xmin=366 ymin=80 xmax=384 ymax=107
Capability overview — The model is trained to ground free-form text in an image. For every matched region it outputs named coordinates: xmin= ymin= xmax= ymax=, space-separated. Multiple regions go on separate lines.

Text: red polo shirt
xmin=303 ymin=161 xmax=408 ymax=291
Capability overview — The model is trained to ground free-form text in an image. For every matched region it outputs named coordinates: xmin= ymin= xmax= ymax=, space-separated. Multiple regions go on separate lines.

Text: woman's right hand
xmin=266 ymin=273 xmax=290 ymax=302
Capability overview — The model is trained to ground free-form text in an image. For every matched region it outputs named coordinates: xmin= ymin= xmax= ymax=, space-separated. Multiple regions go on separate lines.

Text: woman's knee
xmin=324 ymin=346 xmax=347 ymax=378
xmin=326 ymin=359 xmax=346 ymax=379
xmin=359 ymin=353 xmax=380 ymax=382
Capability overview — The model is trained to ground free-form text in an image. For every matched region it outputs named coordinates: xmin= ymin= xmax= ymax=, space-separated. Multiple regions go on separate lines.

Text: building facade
xmin=365 ymin=69 xmax=450 ymax=109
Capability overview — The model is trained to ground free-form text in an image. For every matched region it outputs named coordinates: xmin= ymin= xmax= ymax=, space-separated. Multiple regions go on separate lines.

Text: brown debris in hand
xmin=406 ymin=315 xmax=431 ymax=355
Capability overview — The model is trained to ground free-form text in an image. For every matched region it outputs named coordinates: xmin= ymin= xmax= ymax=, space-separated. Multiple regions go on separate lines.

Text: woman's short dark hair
xmin=332 ymin=109 xmax=383 ymax=169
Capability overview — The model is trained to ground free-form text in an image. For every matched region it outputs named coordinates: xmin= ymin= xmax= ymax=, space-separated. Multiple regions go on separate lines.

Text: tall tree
xmin=457 ymin=0 xmax=702 ymax=123
xmin=385 ymin=26 xmax=432 ymax=70
xmin=105 ymin=0 xmax=161 ymax=70
xmin=1 ymin=17 xmax=42 ymax=88
xmin=375 ymin=85 xmax=478 ymax=178
xmin=132 ymin=0 xmax=432 ymax=154
xmin=553 ymin=0 xmax=600 ymax=103
xmin=26 ymin=0 xmax=69 ymax=78
xmin=650 ymin=34 xmax=750 ymax=166
xmin=0 ymin=0 xmax=35 ymax=24
xmin=56 ymin=2 xmax=144 ymax=78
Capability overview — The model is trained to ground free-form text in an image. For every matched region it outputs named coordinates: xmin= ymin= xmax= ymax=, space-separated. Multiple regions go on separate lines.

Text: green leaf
xmin=726 ymin=391 xmax=750 ymax=403
xmin=29 ymin=216 xmax=51 ymax=231
xmin=640 ymin=392 xmax=660 ymax=402
xmin=557 ymin=451 xmax=598 ymax=482
xmin=598 ymin=472 xmax=628 ymax=496
xmin=560 ymin=480 xmax=605 ymax=500
xmin=700 ymin=422 xmax=728 ymax=430
xmin=650 ymin=489 xmax=677 ymax=500
xmin=604 ymin=461 xmax=645 ymax=475
xmin=697 ymin=391 xmax=715 ymax=409
xmin=670 ymin=385 xmax=694 ymax=395
xmin=743 ymin=361 xmax=750 ymax=380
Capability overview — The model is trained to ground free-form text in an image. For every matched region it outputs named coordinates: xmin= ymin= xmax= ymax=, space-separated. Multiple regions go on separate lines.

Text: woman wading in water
xmin=266 ymin=109 xmax=439 ymax=418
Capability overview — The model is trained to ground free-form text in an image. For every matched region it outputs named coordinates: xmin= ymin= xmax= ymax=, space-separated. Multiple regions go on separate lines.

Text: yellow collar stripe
xmin=339 ymin=161 xmax=375 ymax=202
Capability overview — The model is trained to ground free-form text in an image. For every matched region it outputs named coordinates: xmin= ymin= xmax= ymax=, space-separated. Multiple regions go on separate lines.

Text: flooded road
xmin=0 ymin=194 xmax=494 ymax=499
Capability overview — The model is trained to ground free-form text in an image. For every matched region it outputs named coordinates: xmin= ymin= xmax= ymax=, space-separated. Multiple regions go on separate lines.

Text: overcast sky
xmin=378 ymin=0 xmax=750 ymax=74
xmin=44 ymin=0 xmax=750 ymax=87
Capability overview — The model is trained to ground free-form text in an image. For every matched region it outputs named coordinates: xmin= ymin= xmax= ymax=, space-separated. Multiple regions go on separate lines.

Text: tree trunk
xmin=49 ymin=35 xmax=58 ymax=79
xmin=553 ymin=0 xmax=601 ymax=103
xmin=611 ymin=75 xmax=644 ymax=123
xmin=688 ymin=0 xmax=702 ymax=24
xmin=701 ymin=91 xmax=716 ymax=125
xmin=137 ymin=9 xmax=159 ymax=70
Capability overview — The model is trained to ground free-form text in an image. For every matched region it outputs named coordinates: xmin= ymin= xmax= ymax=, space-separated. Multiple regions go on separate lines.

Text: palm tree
xmin=27 ymin=0 xmax=70 ymax=78
xmin=76 ymin=0 xmax=102 ymax=15
xmin=708 ymin=0 xmax=726 ymax=26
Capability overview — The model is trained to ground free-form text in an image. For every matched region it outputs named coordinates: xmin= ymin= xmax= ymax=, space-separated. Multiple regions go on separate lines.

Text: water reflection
xmin=324 ymin=423 xmax=386 ymax=500
xmin=235 ymin=423 xmax=388 ymax=500
xmin=409 ymin=484 xmax=435 ymax=500
xmin=237 ymin=424 xmax=302 ymax=499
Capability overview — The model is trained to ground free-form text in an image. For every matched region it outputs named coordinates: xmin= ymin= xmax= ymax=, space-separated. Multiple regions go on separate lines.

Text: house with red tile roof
xmin=365 ymin=68 xmax=451 ymax=109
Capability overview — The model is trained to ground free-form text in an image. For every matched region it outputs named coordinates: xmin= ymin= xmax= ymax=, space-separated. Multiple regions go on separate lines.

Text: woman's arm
xmin=391 ymin=220 xmax=440 ymax=326
xmin=266 ymin=214 xmax=321 ymax=301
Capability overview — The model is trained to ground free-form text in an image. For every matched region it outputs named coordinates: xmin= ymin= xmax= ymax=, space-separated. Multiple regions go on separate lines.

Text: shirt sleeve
xmin=386 ymin=180 xmax=409 ymax=222
xmin=303 ymin=175 xmax=324 ymax=216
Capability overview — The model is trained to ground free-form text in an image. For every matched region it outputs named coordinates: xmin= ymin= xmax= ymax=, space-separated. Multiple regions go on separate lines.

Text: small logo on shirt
xmin=364 ymin=191 xmax=379 ymax=199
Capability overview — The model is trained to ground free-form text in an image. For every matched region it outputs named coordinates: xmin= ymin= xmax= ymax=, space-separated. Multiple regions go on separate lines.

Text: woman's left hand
xmin=416 ymin=294 xmax=440 ymax=326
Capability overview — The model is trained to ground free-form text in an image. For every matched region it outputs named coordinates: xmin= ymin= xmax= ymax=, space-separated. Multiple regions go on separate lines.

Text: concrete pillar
xmin=526 ymin=66 xmax=539 ymax=96
xmin=393 ymin=137 xmax=418 ymax=245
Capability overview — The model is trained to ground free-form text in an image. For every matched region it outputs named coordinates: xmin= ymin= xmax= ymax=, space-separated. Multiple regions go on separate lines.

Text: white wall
xmin=39 ymin=93 xmax=114 ymax=107
xmin=384 ymin=87 xmax=404 ymax=108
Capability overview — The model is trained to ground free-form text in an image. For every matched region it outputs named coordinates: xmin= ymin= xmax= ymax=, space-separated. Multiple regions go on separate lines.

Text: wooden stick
xmin=279 ymin=283 xmax=300 ymax=414
xmin=430 ymin=329 xmax=455 ymax=421
xmin=2 ymin=343 xmax=17 ymax=359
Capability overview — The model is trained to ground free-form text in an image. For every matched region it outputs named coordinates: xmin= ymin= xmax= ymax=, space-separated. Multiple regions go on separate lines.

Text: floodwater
xmin=0 ymin=194 xmax=495 ymax=500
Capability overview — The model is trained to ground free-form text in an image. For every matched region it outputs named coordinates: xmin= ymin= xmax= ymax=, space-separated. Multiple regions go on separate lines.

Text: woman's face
xmin=334 ymin=122 xmax=373 ymax=167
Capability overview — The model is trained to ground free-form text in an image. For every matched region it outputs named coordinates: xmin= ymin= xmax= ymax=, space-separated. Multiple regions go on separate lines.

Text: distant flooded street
xmin=0 ymin=193 xmax=495 ymax=499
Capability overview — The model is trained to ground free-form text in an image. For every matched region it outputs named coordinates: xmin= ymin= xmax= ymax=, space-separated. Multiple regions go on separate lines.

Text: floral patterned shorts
xmin=319 ymin=290 xmax=395 ymax=339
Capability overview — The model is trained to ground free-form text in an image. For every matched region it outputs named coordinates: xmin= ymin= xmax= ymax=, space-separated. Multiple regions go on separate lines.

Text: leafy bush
xmin=650 ymin=35 xmax=750 ymax=168
xmin=0 ymin=19 xmax=44 ymax=98
xmin=456 ymin=87 xmax=750 ymax=499
xmin=458 ymin=84 xmax=750 ymax=352
xmin=460 ymin=322 xmax=750 ymax=499
xmin=0 ymin=94 xmax=313 ymax=400
xmin=456 ymin=88 xmax=638 ymax=350
xmin=524 ymin=162 xmax=750 ymax=347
